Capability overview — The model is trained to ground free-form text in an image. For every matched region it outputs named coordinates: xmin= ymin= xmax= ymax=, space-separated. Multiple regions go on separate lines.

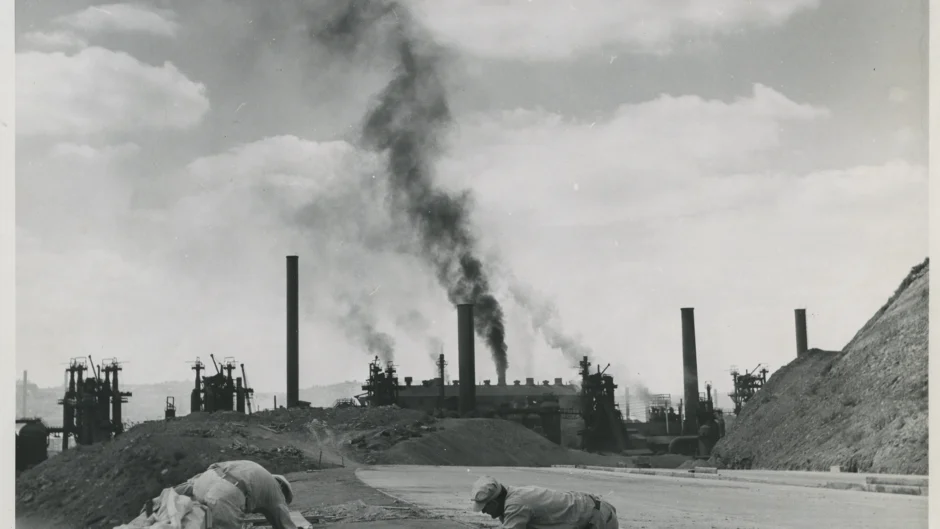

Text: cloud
xmin=17 ymin=141 xmax=141 ymax=247
xmin=16 ymin=46 xmax=209 ymax=137
xmin=50 ymin=141 xmax=141 ymax=160
xmin=408 ymin=83 xmax=923 ymax=395
xmin=410 ymin=0 xmax=820 ymax=60
xmin=183 ymin=135 xmax=362 ymax=198
xmin=20 ymin=31 xmax=88 ymax=52
xmin=151 ymin=136 xmax=451 ymax=375
xmin=55 ymin=3 xmax=180 ymax=38
xmin=484 ymin=161 xmax=925 ymax=397
xmin=439 ymin=83 xmax=829 ymax=228
xmin=15 ymin=135 xmax=406 ymax=389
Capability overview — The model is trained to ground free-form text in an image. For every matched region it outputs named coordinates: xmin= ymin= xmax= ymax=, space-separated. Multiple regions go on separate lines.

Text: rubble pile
xmin=711 ymin=258 xmax=929 ymax=475
xmin=322 ymin=404 xmax=430 ymax=431
xmin=300 ymin=499 xmax=426 ymax=524
xmin=228 ymin=440 xmax=311 ymax=465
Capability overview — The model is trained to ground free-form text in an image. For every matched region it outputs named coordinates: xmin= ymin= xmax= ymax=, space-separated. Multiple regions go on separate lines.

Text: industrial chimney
xmin=286 ymin=256 xmax=299 ymax=408
xmin=457 ymin=303 xmax=476 ymax=415
xmin=794 ymin=308 xmax=808 ymax=357
xmin=681 ymin=308 xmax=700 ymax=435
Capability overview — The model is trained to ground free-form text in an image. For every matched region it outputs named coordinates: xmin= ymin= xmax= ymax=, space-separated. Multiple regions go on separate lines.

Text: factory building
xmin=395 ymin=377 xmax=580 ymax=414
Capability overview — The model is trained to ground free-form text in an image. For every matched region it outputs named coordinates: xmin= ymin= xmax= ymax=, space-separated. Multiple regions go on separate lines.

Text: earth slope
xmin=710 ymin=258 xmax=929 ymax=475
xmin=16 ymin=406 xmax=623 ymax=528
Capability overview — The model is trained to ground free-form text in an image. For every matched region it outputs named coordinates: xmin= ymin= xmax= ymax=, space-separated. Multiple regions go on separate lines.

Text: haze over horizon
xmin=15 ymin=0 xmax=927 ymax=401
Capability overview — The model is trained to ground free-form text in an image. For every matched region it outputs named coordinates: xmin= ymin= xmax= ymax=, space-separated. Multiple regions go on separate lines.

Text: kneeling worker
xmin=470 ymin=475 xmax=618 ymax=529
xmin=174 ymin=459 xmax=296 ymax=529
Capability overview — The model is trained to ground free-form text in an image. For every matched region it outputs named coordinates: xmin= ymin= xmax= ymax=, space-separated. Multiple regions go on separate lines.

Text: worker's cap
xmin=470 ymin=476 xmax=501 ymax=512
xmin=274 ymin=475 xmax=293 ymax=505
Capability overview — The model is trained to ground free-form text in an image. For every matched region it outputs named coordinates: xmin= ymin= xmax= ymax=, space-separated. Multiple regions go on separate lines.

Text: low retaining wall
xmin=550 ymin=465 xmax=928 ymax=496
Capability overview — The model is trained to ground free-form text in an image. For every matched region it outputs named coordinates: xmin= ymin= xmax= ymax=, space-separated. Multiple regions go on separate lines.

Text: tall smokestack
xmin=457 ymin=304 xmax=476 ymax=414
xmin=681 ymin=308 xmax=699 ymax=435
xmin=286 ymin=255 xmax=299 ymax=408
xmin=794 ymin=308 xmax=808 ymax=357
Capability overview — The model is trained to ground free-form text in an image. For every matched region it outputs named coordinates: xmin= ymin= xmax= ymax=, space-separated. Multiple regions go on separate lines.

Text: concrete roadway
xmin=357 ymin=465 xmax=928 ymax=529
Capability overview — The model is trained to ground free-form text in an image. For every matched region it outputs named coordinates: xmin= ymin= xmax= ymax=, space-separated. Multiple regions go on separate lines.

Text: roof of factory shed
xmin=398 ymin=381 xmax=580 ymax=397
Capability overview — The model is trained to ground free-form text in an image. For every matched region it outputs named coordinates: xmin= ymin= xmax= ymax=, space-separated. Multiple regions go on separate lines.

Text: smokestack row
xmin=283 ymin=256 xmax=485 ymax=415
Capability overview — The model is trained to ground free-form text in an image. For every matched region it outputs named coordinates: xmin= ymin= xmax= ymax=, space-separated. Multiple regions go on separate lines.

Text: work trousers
xmin=585 ymin=499 xmax=619 ymax=529
xmin=192 ymin=470 xmax=249 ymax=529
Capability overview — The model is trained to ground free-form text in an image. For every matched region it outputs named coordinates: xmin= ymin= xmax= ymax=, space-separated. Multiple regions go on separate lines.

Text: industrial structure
xmin=165 ymin=397 xmax=177 ymax=419
xmin=389 ymin=373 xmax=580 ymax=413
xmin=351 ymin=300 xmax=577 ymax=415
xmin=672 ymin=308 xmax=726 ymax=457
xmin=284 ymin=255 xmax=311 ymax=408
xmin=725 ymin=308 xmax=804 ymax=415
xmin=624 ymin=394 xmax=682 ymax=454
xmin=728 ymin=365 xmax=769 ymax=415
xmin=795 ymin=308 xmax=809 ymax=356
xmin=53 ymin=357 xmax=132 ymax=450
xmin=625 ymin=309 xmax=729 ymax=457
xmin=358 ymin=356 xmax=401 ymax=407
xmin=188 ymin=355 xmax=255 ymax=414
xmin=277 ymin=256 xmax=756 ymax=457
xmin=16 ymin=418 xmax=49 ymax=472
xmin=576 ymin=355 xmax=630 ymax=453
xmin=354 ymin=301 xmax=574 ymax=447
xmin=457 ymin=303 xmax=476 ymax=415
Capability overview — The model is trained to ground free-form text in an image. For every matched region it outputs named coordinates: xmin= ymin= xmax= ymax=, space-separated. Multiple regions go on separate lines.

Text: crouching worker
xmin=470 ymin=476 xmax=618 ymax=529
xmin=173 ymin=460 xmax=296 ymax=529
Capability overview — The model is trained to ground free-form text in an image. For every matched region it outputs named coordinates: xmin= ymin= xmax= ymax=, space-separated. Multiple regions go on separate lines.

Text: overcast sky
xmin=15 ymin=0 xmax=927 ymax=405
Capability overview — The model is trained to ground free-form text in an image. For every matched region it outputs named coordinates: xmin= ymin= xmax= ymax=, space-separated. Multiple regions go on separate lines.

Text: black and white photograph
xmin=6 ymin=0 xmax=933 ymax=528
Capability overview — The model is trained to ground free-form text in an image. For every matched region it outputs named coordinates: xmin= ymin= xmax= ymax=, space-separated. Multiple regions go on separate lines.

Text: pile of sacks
xmin=113 ymin=488 xmax=206 ymax=529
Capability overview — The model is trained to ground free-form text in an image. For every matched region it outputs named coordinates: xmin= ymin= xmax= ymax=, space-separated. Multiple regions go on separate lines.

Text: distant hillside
xmin=711 ymin=258 xmax=929 ymax=475
xmin=15 ymin=379 xmax=365 ymax=426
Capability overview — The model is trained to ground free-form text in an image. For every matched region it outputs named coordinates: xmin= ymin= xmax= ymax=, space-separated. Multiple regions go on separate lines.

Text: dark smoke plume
xmin=340 ymin=299 xmax=396 ymax=363
xmin=509 ymin=283 xmax=593 ymax=366
xmin=307 ymin=0 xmax=510 ymax=380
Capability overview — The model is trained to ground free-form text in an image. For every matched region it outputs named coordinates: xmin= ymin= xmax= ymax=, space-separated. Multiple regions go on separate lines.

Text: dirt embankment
xmin=710 ymin=258 xmax=929 ymax=475
xmin=15 ymin=411 xmax=328 ymax=529
xmin=371 ymin=418 xmax=625 ymax=467
xmin=16 ymin=405 xmax=621 ymax=528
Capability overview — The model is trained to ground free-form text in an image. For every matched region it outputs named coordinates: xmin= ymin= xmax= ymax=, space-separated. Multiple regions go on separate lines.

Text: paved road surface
xmin=560 ymin=465 xmax=928 ymax=490
xmin=357 ymin=466 xmax=928 ymax=529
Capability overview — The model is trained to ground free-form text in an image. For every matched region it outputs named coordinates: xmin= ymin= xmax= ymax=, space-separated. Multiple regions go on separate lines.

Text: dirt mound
xmin=710 ymin=258 xmax=929 ymax=474
xmin=16 ymin=403 xmax=625 ymax=527
xmin=15 ymin=412 xmax=328 ymax=529
xmin=371 ymin=418 xmax=627 ymax=467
